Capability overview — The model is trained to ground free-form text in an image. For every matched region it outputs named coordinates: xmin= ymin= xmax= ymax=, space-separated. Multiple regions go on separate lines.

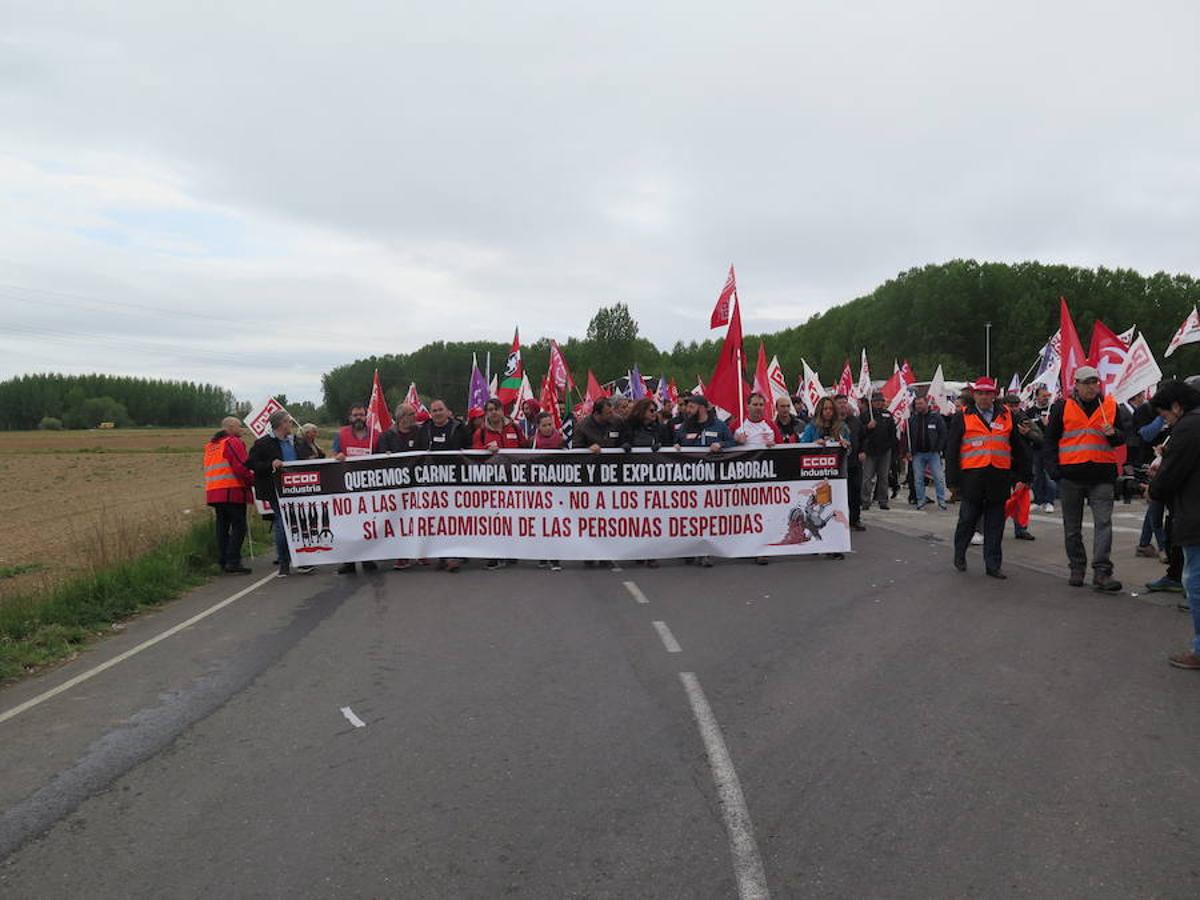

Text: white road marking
xmin=0 ymin=572 xmax=277 ymax=726
xmin=340 ymin=706 xmax=366 ymax=728
xmin=651 ymin=620 xmax=683 ymax=653
xmin=679 ymin=672 xmax=770 ymax=900
xmin=623 ymin=581 xmax=650 ymax=604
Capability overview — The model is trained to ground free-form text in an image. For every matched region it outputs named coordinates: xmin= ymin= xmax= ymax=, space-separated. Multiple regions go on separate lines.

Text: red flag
xmin=836 ymin=359 xmax=854 ymax=398
xmin=403 ymin=382 xmax=430 ymax=423
xmin=365 ymin=369 xmax=392 ymax=441
xmin=1087 ymin=320 xmax=1129 ymax=393
xmin=497 ymin=328 xmax=523 ymax=409
xmin=1059 ymin=297 xmax=1087 ymax=396
xmin=667 ymin=377 xmax=679 ymax=407
xmin=548 ymin=340 xmax=576 ymax=393
xmin=710 ymin=265 xmax=737 ymax=329
xmin=707 ymin=295 xmax=749 ymax=427
xmin=752 ymin=341 xmax=772 ymax=400
xmin=539 ymin=376 xmax=562 ymax=429
xmin=585 ymin=369 xmax=609 ymax=401
xmin=900 ymin=360 xmax=917 ymax=385
xmin=1004 ymin=483 xmax=1032 ymax=529
xmin=881 ymin=366 xmax=904 ymax=403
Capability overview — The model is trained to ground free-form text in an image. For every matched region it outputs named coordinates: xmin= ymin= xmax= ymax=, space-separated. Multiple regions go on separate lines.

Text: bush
xmin=62 ymin=396 xmax=133 ymax=430
xmin=38 ymin=416 xmax=63 ymax=430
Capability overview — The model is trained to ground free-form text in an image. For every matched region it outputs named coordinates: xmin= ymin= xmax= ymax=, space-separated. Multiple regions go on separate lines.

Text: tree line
xmin=322 ymin=260 xmax=1200 ymax=417
xmin=0 ymin=374 xmax=237 ymax=430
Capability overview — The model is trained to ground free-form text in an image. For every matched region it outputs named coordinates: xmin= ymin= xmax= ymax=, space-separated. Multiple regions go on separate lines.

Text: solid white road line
xmin=340 ymin=706 xmax=366 ymax=728
xmin=651 ymin=620 xmax=682 ymax=653
xmin=623 ymin=581 xmax=651 ymax=604
xmin=679 ymin=672 xmax=770 ymax=900
xmin=0 ymin=572 xmax=277 ymax=727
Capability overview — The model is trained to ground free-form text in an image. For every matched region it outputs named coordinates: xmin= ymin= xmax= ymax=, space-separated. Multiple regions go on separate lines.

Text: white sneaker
xmin=1042 ymin=503 xmax=1054 ymax=513
xmin=970 ymin=533 xmax=984 ymax=546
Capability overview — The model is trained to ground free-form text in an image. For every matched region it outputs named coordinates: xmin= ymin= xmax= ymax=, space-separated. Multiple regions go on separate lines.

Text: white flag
xmin=513 ymin=372 xmax=536 ymax=420
xmin=1007 ymin=372 xmax=1021 ymax=393
xmin=926 ymin=365 xmax=951 ymax=415
xmin=765 ymin=355 xmax=795 ymax=413
xmin=1112 ymin=334 xmax=1163 ymax=404
xmin=856 ymin=349 xmax=871 ymax=403
xmin=888 ymin=378 xmax=913 ymax=434
xmin=1166 ymin=307 xmax=1200 ymax=357
xmin=801 ymin=359 xmax=825 ymax=417
xmin=1117 ymin=325 xmax=1136 ymax=347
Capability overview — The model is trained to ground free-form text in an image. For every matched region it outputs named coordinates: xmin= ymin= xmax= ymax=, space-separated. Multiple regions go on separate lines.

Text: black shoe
xmin=826 ymin=552 xmax=845 ymax=560
xmin=1093 ymin=575 xmax=1123 ymax=593
xmin=336 ymin=563 xmax=356 ymax=575
xmin=276 ymin=565 xmax=290 ymax=578
xmin=1178 ymin=602 xmax=1192 ymax=612
xmin=362 ymin=561 xmax=378 ymax=572
xmin=485 ymin=559 xmax=503 ymax=571
xmin=1069 ymin=571 xmax=1085 ymax=587
xmin=879 ymin=503 xmax=890 ymax=510
xmin=1015 ymin=531 xmax=1035 ymax=541
xmin=851 ymin=522 xmax=866 ymax=532
xmin=986 ymin=569 xmax=1007 ymax=579
xmin=224 ymin=565 xmax=252 ymax=574
xmin=953 ymin=557 xmax=967 ymax=572
xmin=699 ymin=555 xmax=713 ymax=568
xmin=295 ymin=565 xmax=315 ymax=575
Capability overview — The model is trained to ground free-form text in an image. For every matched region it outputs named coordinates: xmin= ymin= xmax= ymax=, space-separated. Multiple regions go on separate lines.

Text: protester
xmin=1026 ymin=387 xmax=1058 ymax=512
xmin=474 ymin=398 xmax=528 ymax=451
xmin=775 ymin=396 xmax=802 ymax=443
xmin=1004 ymin=393 xmax=1041 ymax=540
xmin=674 ymin=396 xmax=735 ymax=567
xmin=835 ymin=393 xmax=866 ymax=532
xmin=417 ymin=399 xmax=472 ymax=572
xmin=612 ymin=396 xmax=632 ymax=423
xmin=626 ymin=398 xmax=670 ymax=449
xmin=861 ymin=391 xmax=897 ymax=511
xmin=1043 ymin=366 xmax=1129 ymax=591
xmin=1136 ymin=409 xmax=1170 ymax=560
xmin=379 ymin=403 xmax=420 ymax=453
xmin=205 ymin=416 xmax=255 ymax=575
xmin=946 ymin=377 xmax=1030 ymax=578
xmin=531 ymin=411 xmax=565 ymax=450
xmin=574 ymin=397 xmax=625 ymax=451
xmin=905 ymin=394 xmax=948 ymax=511
xmin=735 ymin=393 xmax=783 ymax=446
xmin=800 ymin=396 xmax=849 ymax=445
xmin=333 ymin=403 xmax=375 ymax=459
xmin=518 ymin=399 xmax=542 ymax=440
xmin=297 ymin=423 xmax=325 ymax=459
xmin=247 ymin=409 xmax=315 ymax=578
xmin=1147 ymin=381 xmax=1200 ymax=669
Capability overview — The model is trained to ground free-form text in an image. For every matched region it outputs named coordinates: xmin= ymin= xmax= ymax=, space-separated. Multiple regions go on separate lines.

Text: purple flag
xmin=467 ymin=354 xmax=490 ymax=414
xmin=629 ymin=364 xmax=646 ymax=400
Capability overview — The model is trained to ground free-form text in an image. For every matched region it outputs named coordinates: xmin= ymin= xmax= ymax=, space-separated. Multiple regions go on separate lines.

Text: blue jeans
xmin=1032 ymin=453 xmax=1058 ymax=506
xmin=273 ymin=513 xmax=290 ymax=568
xmin=1182 ymin=545 xmax=1200 ymax=653
xmin=1139 ymin=500 xmax=1167 ymax=551
xmin=912 ymin=452 xmax=946 ymax=506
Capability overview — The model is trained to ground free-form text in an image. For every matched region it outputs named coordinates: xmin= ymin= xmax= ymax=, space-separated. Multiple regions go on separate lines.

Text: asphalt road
xmin=0 ymin=508 xmax=1198 ymax=898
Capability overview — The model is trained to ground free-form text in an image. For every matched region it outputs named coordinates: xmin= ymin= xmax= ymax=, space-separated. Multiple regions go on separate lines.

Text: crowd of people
xmin=203 ymin=371 xmax=1200 ymax=670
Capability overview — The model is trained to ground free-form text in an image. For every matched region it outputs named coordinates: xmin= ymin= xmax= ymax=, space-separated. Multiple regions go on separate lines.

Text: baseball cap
xmin=972 ymin=376 xmax=998 ymax=392
xmin=1073 ymin=365 xmax=1101 ymax=382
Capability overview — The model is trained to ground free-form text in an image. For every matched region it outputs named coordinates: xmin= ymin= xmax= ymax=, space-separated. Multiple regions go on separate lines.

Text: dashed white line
xmin=340 ymin=706 xmax=366 ymax=728
xmin=679 ymin=672 xmax=770 ymax=900
xmin=0 ymin=571 xmax=277 ymax=727
xmin=623 ymin=581 xmax=650 ymax=604
xmin=651 ymin=620 xmax=683 ymax=653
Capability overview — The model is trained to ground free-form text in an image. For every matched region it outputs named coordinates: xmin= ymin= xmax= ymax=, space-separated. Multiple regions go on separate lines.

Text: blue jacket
xmin=674 ymin=416 xmax=736 ymax=448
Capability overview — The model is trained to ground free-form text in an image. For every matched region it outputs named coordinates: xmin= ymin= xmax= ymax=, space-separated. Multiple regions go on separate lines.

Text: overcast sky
xmin=3 ymin=1 xmax=1198 ymax=403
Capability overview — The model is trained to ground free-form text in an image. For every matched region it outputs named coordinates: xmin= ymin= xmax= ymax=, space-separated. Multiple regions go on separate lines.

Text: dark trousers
xmin=848 ymin=466 xmax=863 ymax=525
xmin=1167 ymin=515 xmax=1183 ymax=581
xmin=954 ymin=497 xmax=1005 ymax=572
xmin=212 ymin=503 xmax=247 ymax=569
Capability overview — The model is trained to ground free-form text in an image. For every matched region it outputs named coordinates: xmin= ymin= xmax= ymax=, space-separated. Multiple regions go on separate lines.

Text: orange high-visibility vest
xmin=1059 ymin=396 xmax=1118 ymax=466
xmin=960 ymin=409 xmax=1013 ymax=470
xmin=204 ymin=437 xmax=243 ymax=492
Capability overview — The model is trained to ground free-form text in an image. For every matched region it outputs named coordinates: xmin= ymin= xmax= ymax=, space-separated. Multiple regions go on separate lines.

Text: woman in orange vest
xmin=204 ymin=416 xmax=255 ymax=574
xmin=946 ymin=377 xmax=1031 ymax=578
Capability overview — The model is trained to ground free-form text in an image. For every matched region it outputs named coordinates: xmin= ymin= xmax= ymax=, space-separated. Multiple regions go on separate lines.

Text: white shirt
xmin=735 ymin=418 xmax=776 ymax=447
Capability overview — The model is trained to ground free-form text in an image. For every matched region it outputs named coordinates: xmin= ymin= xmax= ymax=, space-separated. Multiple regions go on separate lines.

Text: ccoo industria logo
xmin=799 ymin=453 xmax=841 ymax=478
xmin=281 ymin=471 xmax=322 ymax=494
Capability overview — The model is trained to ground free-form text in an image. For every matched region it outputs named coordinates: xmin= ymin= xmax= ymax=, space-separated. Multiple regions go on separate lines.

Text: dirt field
xmin=0 ymin=428 xmax=227 ymax=599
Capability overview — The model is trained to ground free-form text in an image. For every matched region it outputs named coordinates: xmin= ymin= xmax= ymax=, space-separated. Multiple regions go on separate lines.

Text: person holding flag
xmin=1043 ymin=365 xmax=1130 ymax=591
xmin=946 ymin=377 xmax=1031 ymax=578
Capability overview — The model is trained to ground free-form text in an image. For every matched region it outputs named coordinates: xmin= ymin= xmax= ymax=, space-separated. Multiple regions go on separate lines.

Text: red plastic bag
xmin=1004 ymin=483 xmax=1031 ymax=528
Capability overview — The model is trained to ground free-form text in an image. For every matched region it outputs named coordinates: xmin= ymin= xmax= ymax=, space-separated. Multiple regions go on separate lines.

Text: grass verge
xmin=0 ymin=515 xmax=272 ymax=682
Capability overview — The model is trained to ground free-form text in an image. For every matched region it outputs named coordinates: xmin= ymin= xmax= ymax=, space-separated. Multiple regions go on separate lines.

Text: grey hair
xmin=268 ymin=409 xmax=290 ymax=429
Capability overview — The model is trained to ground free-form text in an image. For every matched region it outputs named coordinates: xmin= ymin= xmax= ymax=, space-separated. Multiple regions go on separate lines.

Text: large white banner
xmin=274 ymin=446 xmax=851 ymax=563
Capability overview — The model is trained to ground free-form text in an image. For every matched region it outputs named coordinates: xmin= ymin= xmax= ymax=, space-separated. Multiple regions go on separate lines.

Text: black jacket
xmin=573 ymin=413 xmax=626 ymax=449
xmin=843 ymin=414 xmax=864 ymax=465
xmin=246 ymin=434 xmax=296 ymax=507
xmin=906 ymin=409 xmax=947 ymax=454
xmin=379 ymin=426 xmax=420 ymax=453
xmin=627 ymin=421 xmax=671 ymax=449
xmin=862 ymin=409 xmax=897 ymax=456
xmin=1042 ymin=394 xmax=1128 ymax=483
xmin=945 ymin=406 xmax=1031 ymax=505
xmin=1150 ymin=408 xmax=1200 ymax=545
xmin=416 ymin=419 xmax=471 ymax=451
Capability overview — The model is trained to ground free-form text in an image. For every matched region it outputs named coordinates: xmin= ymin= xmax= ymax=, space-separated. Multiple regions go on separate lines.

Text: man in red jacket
xmin=204 ymin=416 xmax=255 ymax=574
xmin=473 ymin=399 xmax=528 ymax=451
